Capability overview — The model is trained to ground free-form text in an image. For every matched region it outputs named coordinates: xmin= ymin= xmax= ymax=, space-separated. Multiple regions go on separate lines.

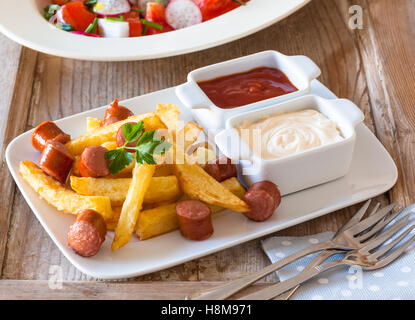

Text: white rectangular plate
xmin=6 ymin=81 xmax=397 ymax=279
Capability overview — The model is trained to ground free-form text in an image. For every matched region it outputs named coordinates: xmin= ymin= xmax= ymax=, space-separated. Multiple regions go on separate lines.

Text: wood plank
xmin=349 ymin=0 xmax=415 ymax=206
xmin=0 ymin=38 xmax=37 ymax=275
xmin=0 ymin=280 xmax=269 ymax=300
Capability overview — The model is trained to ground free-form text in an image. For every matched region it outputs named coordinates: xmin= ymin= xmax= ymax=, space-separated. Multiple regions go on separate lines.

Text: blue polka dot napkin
xmin=261 ymin=205 xmax=415 ymax=300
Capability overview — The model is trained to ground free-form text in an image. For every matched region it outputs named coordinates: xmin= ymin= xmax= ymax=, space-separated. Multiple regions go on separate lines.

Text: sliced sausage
xmin=102 ymin=98 xmax=134 ymax=126
xmin=78 ymin=145 xmax=110 ymax=178
xmin=204 ymin=156 xmax=237 ymax=182
xmin=116 ymin=122 xmax=142 ymax=151
xmin=31 ymin=121 xmax=71 ymax=152
xmin=176 ymin=200 xmax=213 ymax=241
xmin=67 ymin=209 xmax=107 ymax=257
xmin=242 ymin=181 xmax=281 ymax=222
xmin=39 ymin=140 xmax=74 ymax=183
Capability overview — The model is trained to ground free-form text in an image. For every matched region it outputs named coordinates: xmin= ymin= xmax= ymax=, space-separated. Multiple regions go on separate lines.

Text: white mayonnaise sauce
xmin=237 ymin=109 xmax=343 ymax=159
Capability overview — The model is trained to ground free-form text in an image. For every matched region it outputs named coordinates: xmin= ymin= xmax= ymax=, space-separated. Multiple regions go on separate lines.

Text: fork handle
xmin=273 ymin=250 xmax=340 ymax=300
xmin=186 ymin=241 xmax=334 ymax=300
xmin=239 ymin=260 xmax=342 ymax=300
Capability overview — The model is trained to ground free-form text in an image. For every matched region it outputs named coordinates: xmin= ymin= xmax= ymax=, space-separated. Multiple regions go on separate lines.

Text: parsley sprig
xmin=105 ymin=121 xmax=171 ymax=174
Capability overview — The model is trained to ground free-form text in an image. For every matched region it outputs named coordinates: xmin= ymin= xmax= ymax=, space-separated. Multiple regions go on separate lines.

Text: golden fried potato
xmin=136 ymin=177 xmax=246 ymax=240
xmin=112 ymin=163 xmax=155 ymax=250
xmin=188 ymin=147 xmax=217 ymax=166
xmin=173 ymin=145 xmax=248 ymax=213
xmin=19 ymin=161 xmax=113 ymax=221
xmin=156 ymin=103 xmax=180 ymax=132
xmin=66 ymin=113 xmax=166 ymax=156
xmin=86 ymin=117 xmax=103 ymax=132
xmin=176 ymin=121 xmax=203 ymax=152
xmin=220 ymin=177 xmax=246 ymax=199
xmin=153 ymin=164 xmax=173 ymax=177
xmin=101 ymin=140 xmax=118 ymax=151
xmin=70 ymin=175 xmax=182 ymax=206
xmin=106 ymin=206 xmax=122 ymax=231
xmin=71 ymin=156 xmax=80 ymax=176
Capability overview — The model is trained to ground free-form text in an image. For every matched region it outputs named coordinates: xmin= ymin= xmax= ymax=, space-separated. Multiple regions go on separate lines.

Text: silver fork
xmin=187 ymin=201 xmax=398 ymax=300
xmin=275 ymin=201 xmax=404 ymax=300
xmin=239 ymin=216 xmax=415 ymax=300
xmin=274 ymin=201 xmax=379 ymax=300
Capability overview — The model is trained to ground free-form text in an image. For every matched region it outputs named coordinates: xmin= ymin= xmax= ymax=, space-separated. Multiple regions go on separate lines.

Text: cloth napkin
xmin=261 ymin=204 xmax=415 ymax=300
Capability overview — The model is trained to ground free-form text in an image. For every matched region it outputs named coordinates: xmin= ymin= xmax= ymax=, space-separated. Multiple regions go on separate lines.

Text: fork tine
xmin=348 ymin=202 xmax=397 ymax=235
xmin=358 ymin=208 xmax=404 ymax=242
xmin=365 ymin=235 xmax=415 ymax=270
xmin=360 ymin=215 xmax=410 ymax=253
xmin=334 ymin=200 xmax=372 ymax=237
xmin=369 ymin=225 xmax=415 ymax=259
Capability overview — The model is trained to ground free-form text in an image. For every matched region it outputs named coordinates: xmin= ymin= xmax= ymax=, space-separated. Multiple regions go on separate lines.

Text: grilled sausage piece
xmin=204 ymin=156 xmax=237 ymax=182
xmin=242 ymin=181 xmax=281 ymax=222
xmin=116 ymin=122 xmax=142 ymax=151
xmin=39 ymin=140 xmax=74 ymax=183
xmin=31 ymin=121 xmax=71 ymax=151
xmin=68 ymin=209 xmax=107 ymax=257
xmin=78 ymin=145 xmax=110 ymax=178
xmin=176 ymin=200 xmax=213 ymax=241
xmin=102 ymin=99 xmax=134 ymax=126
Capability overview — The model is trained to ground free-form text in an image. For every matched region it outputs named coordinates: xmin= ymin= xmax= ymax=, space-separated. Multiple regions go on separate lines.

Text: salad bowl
xmin=0 ymin=0 xmax=311 ymax=61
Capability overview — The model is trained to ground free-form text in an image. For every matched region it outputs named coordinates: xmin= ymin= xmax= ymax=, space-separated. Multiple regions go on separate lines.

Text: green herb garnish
xmin=232 ymin=0 xmax=246 ymax=5
xmin=85 ymin=17 xmax=98 ymax=33
xmin=56 ymin=23 xmax=74 ymax=31
xmin=106 ymin=15 xmax=125 ymax=22
xmin=84 ymin=0 xmax=98 ymax=7
xmin=105 ymin=121 xmax=172 ymax=174
xmin=131 ymin=8 xmax=145 ymax=14
xmin=140 ymin=19 xmax=163 ymax=30
xmin=43 ymin=4 xmax=60 ymax=20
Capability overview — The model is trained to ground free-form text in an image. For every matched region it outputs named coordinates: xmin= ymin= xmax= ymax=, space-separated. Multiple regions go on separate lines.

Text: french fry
xmin=70 ymin=175 xmax=182 ymax=206
xmin=188 ymin=147 xmax=217 ymax=166
xmin=106 ymin=206 xmax=122 ymax=231
xmin=19 ymin=161 xmax=113 ymax=221
xmin=65 ymin=113 xmax=166 ymax=156
xmin=136 ymin=177 xmax=246 ymax=240
xmin=173 ymin=145 xmax=248 ymax=213
xmin=156 ymin=103 xmax=180 ymax=132
xmin=153 ymin=164 xmax=173 ymax=177
xmin=112 ymin=163 xmax=155 ymax=250
xmin=71 ymin=156 xmax=80 ymax=176
xmin=86 ymin=117 xmax=103 ymax=132
xmin=101 ymin=141 xmax=118 ymax=150
xmin=176 ymin=121 xmax=203 ymax=152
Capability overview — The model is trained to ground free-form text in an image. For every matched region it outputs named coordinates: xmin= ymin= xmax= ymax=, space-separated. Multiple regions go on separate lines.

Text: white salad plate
xmin=0 ymin=0 xmax=311 ymax=61
xmin=6 ymin=80 xmax=397 ymax=279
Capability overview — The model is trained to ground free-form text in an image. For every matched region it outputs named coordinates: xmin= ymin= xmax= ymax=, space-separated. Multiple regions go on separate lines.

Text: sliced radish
xmin=165 ymin=0 xmax=202 ymax=30
xmin=138 ymin=0 xmax=170 ymax=12
xmin=93 ymin=0 xmax=131 ymax=16
xmin=97 ymin=19 xmax=130 ymax=38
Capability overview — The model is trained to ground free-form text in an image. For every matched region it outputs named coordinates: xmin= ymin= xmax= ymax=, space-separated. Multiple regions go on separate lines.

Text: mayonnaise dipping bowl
xmin=214 ymin=95 xmax=364 ymax=195
xmin=175 ymin=50 xmax=321 ymax=129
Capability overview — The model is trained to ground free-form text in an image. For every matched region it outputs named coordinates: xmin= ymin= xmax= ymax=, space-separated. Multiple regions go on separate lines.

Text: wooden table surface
xmin=0 ymin=0 xmax=414 ymax=299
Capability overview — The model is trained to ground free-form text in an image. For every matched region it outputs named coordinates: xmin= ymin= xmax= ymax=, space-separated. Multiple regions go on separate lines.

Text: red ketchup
xmin=197 ymin=67 xmax=298 ymax=109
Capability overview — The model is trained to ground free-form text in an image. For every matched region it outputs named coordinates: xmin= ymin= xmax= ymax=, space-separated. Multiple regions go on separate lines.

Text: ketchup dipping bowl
xmin=176 ymin=50 xmax=321 ymax=129
xmin=214 ymin=95 xmax=364 ymax=195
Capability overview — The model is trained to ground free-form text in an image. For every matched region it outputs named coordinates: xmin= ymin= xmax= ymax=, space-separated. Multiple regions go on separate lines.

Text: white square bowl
xmin=175 ymin=50 xmax=321 ymax=129
xmin=215 ymin=95 xmax=365 ymax=195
